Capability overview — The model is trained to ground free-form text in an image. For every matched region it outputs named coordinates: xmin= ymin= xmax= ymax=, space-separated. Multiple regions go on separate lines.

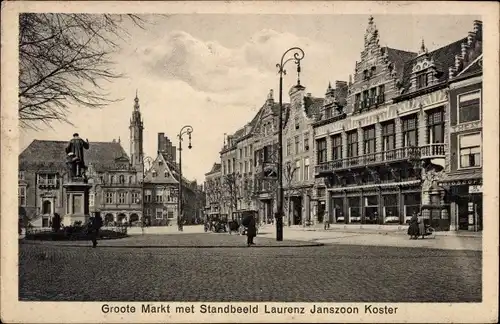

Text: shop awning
xmin=438 ymin=173 xmax=482 ymax=186
xmin=327 ymin=180 xmax=420 ymax=192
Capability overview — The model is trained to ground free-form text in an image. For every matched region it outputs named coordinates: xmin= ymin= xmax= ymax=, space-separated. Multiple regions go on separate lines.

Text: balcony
xmin=420 ymin=143 xmax=445 ymax=159
xmin=315 ymin=147 xmax=421 ymax=174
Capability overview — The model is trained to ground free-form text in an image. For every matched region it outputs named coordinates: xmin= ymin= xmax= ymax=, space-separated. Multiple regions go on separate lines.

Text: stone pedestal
xmin=63 ymin=178 xmax=92 ymax=226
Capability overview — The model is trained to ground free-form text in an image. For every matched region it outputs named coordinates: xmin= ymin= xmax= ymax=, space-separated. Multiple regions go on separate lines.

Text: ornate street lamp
xmin=275 ymin=47 xmax=305 ymax=241
xmin=177 ymin=125 xmax=193 ymax=231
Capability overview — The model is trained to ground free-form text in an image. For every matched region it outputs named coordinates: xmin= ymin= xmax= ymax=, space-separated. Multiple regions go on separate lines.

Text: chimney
xmin=306 ymin=93 xmax=312 ymax=97
xmin=473 ymin=20 xmax=482 ymax=34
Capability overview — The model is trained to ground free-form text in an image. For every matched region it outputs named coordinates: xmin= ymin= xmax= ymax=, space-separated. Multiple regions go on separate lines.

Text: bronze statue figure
xmin=65 ymin=133 xmax=89 ymax=178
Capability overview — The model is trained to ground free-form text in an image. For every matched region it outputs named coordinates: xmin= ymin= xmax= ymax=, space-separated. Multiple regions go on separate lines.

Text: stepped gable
xmin=398 ymin=38 xmax=467 ymax=93
xmin=19 ymin=139 xmax=129 ymax=171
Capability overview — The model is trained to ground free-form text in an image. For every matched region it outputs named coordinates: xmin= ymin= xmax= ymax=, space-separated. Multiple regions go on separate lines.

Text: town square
xmin=10 ymin=7 xmax=491 ymax=312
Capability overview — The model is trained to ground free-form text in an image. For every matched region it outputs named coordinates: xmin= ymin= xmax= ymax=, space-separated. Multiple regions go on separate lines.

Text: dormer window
xmin=164 ymin=171 xmax=169 ymax=178
xmin=363 ymin=70 xmax=369 ymax=80
xmin=152 ymin=171 xmax=157 ymax=178
xmin=370 ymin=66 xmax=376 ymax=77
xmin=416 ymin=72 xmax=428 ymax=89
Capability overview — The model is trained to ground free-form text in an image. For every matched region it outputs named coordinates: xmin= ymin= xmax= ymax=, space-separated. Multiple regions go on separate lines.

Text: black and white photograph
xmin=1 ymin=1 xmax=498 ymax=323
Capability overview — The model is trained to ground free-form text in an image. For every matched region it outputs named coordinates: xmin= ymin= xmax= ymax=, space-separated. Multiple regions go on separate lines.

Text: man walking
xmin=88 ymin=214 xmax=103 ymax=248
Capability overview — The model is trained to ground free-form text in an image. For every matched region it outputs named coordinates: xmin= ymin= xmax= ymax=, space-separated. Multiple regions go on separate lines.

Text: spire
xmin=296 ymin=61 xmax=301 ymax=86
xmin=364 ymin=15 xmax=379 ymax=47
xmin=134 ymin=89 xmax=140 ymax=111
xmin=325 ymin=81 xmax=334 ymax=95
xmin=418 ymin=39 xmax=428 ymax=56
xmin=267 ymin=89 xmax=274 ymax=101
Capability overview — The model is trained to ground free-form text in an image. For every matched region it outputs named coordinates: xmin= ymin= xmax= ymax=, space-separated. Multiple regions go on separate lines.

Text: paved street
xmin=19 ymin=233 xmax=481 ymax=302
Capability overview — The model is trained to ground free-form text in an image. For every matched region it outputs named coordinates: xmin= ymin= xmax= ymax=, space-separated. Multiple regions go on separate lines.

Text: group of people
xmin=407 ymin=212 xmax=432 ymax=239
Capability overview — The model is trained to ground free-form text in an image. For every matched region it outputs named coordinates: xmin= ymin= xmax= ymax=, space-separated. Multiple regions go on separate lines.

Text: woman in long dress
xmin=407 ymin=213 xmax=419 ymax=239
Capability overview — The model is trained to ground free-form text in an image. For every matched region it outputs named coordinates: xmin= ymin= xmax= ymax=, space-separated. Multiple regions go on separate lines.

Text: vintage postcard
xmin=1 ymin=1 xmax=498 ymax=323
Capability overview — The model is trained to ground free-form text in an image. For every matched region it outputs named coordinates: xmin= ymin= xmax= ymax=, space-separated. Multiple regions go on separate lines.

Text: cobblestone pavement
xmin=257 ymin=226 xmax=482 ymax=251
xmin=19 ymin=234 xmax=481 ymax=302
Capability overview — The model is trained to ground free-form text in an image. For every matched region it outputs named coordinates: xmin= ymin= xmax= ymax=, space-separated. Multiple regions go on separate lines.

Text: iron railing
xmin=315 ymin=144 xmax=444 ymax=174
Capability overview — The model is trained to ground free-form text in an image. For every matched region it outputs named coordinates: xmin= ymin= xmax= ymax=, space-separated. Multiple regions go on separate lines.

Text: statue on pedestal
xmin=65 ymin=133 xmax=90 ymax=179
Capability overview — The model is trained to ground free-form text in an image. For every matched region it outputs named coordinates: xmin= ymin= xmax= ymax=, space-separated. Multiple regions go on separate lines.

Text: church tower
xmin=129 ymin=90 xmax=144 ymax=169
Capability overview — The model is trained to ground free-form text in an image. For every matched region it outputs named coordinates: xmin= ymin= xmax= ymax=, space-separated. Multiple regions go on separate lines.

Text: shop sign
xmin=468 ymin=185 xmax=483 ymax=194
xmin=468 ymin=214 xmax=474 ymax=225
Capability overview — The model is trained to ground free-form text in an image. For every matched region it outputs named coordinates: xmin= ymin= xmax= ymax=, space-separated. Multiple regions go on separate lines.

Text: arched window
xmin=42 ymin=200 xmax=51 ymax=214
xmin=110 ymin=175 xmax=115 ymax=184
xmin=119 ymin=175 xmax=125 ymax=184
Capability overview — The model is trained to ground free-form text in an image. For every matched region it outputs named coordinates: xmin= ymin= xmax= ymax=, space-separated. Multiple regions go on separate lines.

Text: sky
xmin=19 ymin=14 xmax=480 ymax=183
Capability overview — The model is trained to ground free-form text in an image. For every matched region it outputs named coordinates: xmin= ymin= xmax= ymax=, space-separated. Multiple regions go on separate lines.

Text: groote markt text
xmin=101 ymin=304 xmax=399 ymax=315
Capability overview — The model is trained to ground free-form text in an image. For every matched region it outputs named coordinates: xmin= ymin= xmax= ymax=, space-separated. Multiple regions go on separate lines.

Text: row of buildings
xmin=204 ymin=17 xmax=483 ymax=231
xmin=18 ymin=94 xmax=205 ymax=228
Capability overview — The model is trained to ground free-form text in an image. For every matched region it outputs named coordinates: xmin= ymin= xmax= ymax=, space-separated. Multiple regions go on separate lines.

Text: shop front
xmin=446 ymin=181 xmax=482 ymax=231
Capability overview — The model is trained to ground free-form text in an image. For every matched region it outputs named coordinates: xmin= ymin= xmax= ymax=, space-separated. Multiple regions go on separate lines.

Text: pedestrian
xmin=89 ymin=214 xmax=103 ymax=248
xmin=407 ymin=212 xmax=419 ymax=239
xmin=418 ymin=212 xmax=426 ymax=239
xmin=245 ymin=214 xmax=257 ymax=247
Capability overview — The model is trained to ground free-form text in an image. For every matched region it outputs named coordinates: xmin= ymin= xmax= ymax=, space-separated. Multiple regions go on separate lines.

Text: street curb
xmin=19 ymin=241 xmax=324 ymax=249
xmin=285 ymin=228 xmax=483 ymax=238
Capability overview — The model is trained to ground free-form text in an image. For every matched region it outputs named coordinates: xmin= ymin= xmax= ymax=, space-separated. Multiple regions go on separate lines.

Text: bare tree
xmin=19 ymin=13 xmax=147 ymax=129
xmin=222 ymin=173 xmax=239 ymax=220
xmin=283 ymin=161 xmax=309 ymax=226
xmin=204 ymin=177 xmax=223 ymax=212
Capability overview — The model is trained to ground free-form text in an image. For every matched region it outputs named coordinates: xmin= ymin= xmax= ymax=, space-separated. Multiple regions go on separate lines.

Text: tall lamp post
xmin=177 ymin=125 xmax=193 ymax=231
xmin=275 ymin=47 xmax=305 ymax=241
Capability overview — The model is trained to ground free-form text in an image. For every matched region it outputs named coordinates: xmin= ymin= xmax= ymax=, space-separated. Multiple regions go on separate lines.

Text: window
xmin=347 ymin=131 xmax=358 ymax=157
xmin=363 ymin=126 xmax=376 ymax=154
xmin=244 ymin=146 xmax=248 ymax=157
xmin=459 ymin=133 xmax=481 ymax=168
xmin=416 ymin=72 xmax=428 ymax=89
xmin=316 ymin=138 xmax=327 ymax=163
xmin=89 ymin=193 xmax=95 ymax=207
xmin=295 ymin=116 xmax=300 ymax=130
xmin=156 ymin=208 xmax=163 ymax=220
xmin=19 ymin=171 xmax=25 ymax=180
xmin=294 ymin=136 xmax=300 ymax=154
xmin=382 ymin=121 xmax=395 ymax=151
xmin=129 ymin=176 xmax=133 ymax=184
xmin=324 ymin=107 xmax=333 ymax=119
xmin=304 ymin=133 xmax=310 ymax=151
xmin=286 ymin=139 xmax=292 ymax=156
xmin=369 ymin=88 xmax=377 ymax=105
xmin=427 ymin=109 xmax=444 ymax=144
xmin=244 ymin=161 xmax=248 ymax=173
xmin=239 ymin=149 xmax=243 ymax=159
xmin=354 ymin=93 xmax=361 ymax=110
xmin=362 ymin=90 xmax=369 ymax=108
xmin=144 ymin=189 xmax=152 ymax=203
xmin=152 ymin=171 xmax=157 ymax=178
xmin=118 ymin=192 xmax=126 ymax=204
xmin=402 ymin=115 xmax=418 ymax=147
xmin=331 ymin=134 xmax=342 ymax=160
xmin=18 ymin=186 xmax=26 ymax=206
xmin=458 ymin=90 xmax=481 ymax=123
xmin=38 ymin=174 xmax=57 ymax=185
xmin=249 ymin=159 xmax=253 ymax=172
xmin=131 ymin=192 xmax=139 ymax=204
xmin=119 ymin=175 xmax=125 ymax=184
xmin=378 ymin=84 xmax=385 ymax=104
xmin=167 ymin=211 xmax=174 ymax=219
xmin=156 ymin=189 xmax=164 ymax=202
xmin=304 ymin=158 xmax=310 ymax=181
xmin=294 ymin=160 xmax=301 ymax=181
xmin=110 ymin=175 xmax=115 ymax=183
xmin=239 ymin=162 xmax=243 ymax=173
xmin=105 ymin=192 xmax=113 ymax=204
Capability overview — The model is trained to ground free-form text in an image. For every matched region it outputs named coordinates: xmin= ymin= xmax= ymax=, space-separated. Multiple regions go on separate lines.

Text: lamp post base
xmin=275 ymin=212 xmax=284 ymax=241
